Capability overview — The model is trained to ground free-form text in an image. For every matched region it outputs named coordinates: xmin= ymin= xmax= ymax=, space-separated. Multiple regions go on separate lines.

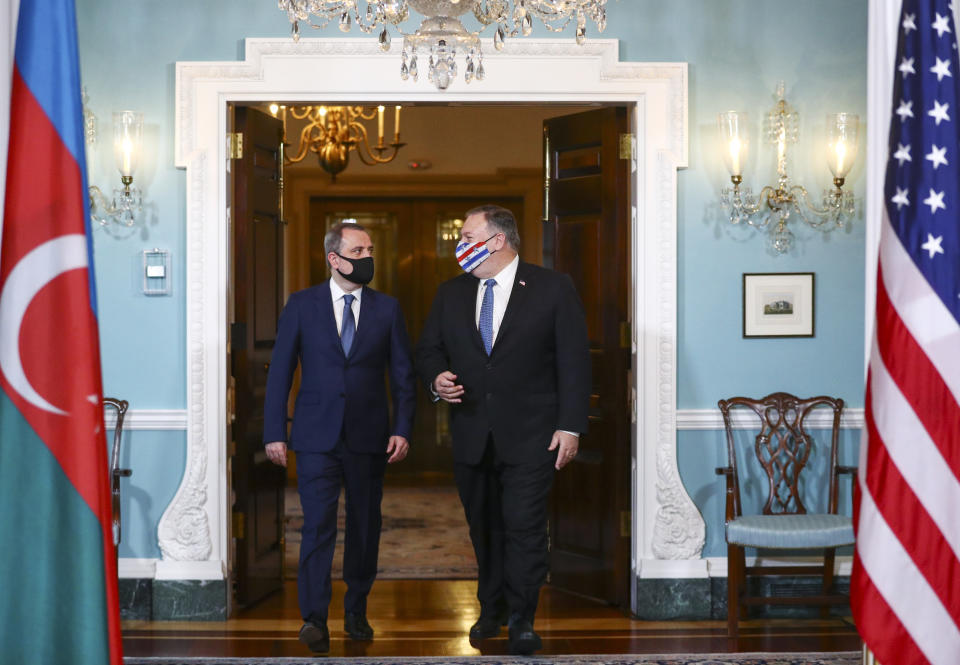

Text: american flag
xmin=851 ymin=1 xmax=960 ymax=663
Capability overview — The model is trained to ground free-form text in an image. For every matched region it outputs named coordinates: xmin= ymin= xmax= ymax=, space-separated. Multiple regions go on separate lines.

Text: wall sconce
xmin=88 ymin=110 xmax=144 ymax=227
xmin=272 ymin=103 xmax=405 ymax=181
xmin=718 ymin=82 xmax=859 ymax=253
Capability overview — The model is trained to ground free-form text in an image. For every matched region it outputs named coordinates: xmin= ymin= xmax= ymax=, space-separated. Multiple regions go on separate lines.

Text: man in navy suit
xmin=263 ymin=222 xmax=415 ymax=654
xmin=416 ymin=205 xmax=590 ymax=655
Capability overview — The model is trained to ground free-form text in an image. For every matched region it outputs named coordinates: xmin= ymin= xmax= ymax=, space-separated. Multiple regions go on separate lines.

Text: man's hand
xmin=387 ymin=436 xmax=410 ymax=464
xmin=548 ymin=430 xmax=579 ymax=470
xmin=433 ymin=371 xmax=464 ymax=404
xmin=265 ymin=441 xmax=288 ymax=467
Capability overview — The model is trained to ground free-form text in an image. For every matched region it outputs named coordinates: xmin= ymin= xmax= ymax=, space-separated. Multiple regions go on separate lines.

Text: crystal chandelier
xmin=275 ymin=103 xmax=405 ymax=180
xmin=277 ymin=0 xmax=608 ymax=90
xmin=718 ymin=82 xmax=859 ymax=254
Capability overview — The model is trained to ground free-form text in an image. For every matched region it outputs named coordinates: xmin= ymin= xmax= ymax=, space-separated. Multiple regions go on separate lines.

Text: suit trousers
xmin=295 ymin=440 xmax=387 ymax=624
xmin=454 ymin=435 xmax=555 ymax=623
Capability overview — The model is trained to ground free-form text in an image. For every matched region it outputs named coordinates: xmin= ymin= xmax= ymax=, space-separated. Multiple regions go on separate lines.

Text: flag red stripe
xmin=852 ymin=554 xmax=932 ymax=665
xmin=875 ymin=265 xmax=960 ymax=478
xmin=863 ymin=394 xmax=960 ymax=619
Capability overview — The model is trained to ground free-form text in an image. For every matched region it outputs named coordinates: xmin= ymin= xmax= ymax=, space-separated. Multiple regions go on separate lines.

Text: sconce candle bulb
xmin=87 ymin=106 xmax=145 ymax=227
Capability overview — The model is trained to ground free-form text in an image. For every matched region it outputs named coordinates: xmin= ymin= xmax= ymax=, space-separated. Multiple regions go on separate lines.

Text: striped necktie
xmin=341 ymin=293 xmax=356 ymax=355
xmin=479 ymin=278 xmax=496 ymax=355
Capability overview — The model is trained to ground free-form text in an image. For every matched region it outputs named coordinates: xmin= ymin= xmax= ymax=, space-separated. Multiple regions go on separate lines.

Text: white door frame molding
xmin=167 ymin=38 xmax=703 ymax=594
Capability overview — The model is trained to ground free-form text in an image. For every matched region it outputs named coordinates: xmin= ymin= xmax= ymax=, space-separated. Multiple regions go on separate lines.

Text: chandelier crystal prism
xmin=277 ymin=0 xmax=607 ymax=89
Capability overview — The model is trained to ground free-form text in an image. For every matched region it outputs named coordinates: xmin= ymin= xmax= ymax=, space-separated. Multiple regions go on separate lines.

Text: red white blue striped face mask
xmin=455 ymin=234 xmax=498 ymax=273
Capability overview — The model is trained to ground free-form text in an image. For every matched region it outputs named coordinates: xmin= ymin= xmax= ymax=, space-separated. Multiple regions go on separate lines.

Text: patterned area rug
xmin=284 ymin=485 xmax=477 ymax=579
xmin=126 ymin=652 xmax=861 ymax=665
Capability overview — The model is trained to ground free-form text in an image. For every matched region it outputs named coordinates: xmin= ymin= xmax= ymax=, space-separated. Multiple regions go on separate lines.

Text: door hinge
xmin=233 ymin=511 xmax=245 ymax=539
xmin=620 ymin=510 xmax=631 ymax=538
xmin=619 ymin=133 xmax=633 ymax=160
xmin=228 ymin=132 xmax=243 ymax=159
xmin=620 ymin=321 xmax=631 ymax=349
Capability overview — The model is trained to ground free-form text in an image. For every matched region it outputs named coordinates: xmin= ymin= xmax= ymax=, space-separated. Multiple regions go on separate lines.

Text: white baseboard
xmin=117 ymin=557 xmax=158 ymax=579
xmin=636 ymin=556 xmax=853 ymax=579
xmin=704 ymin=555 xmax=853 ymax=578
xmin=117 ymin=557 xmax=226 ymax=580
xmin=154 ymin=559 xmax=226 ymax=581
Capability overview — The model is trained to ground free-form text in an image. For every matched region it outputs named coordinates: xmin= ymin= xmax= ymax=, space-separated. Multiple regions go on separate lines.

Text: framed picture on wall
xmin=742 ymin=272 xmax=815 ymax=338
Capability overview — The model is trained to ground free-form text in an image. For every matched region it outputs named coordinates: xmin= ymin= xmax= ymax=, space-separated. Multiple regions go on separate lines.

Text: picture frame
xmin=742 ymin=272 xmax=815 ymax=338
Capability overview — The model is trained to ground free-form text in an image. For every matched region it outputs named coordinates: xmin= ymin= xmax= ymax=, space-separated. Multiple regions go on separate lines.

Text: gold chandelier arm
xmin=350 ymin=122 xmax=399 ymax=165
xmin=285 ymin=123 xmax=319 ymax=164
xmin=288 ymin=106 xmax=315 ymax=120
xmin=353 ymin=106 xmax=378 ymax=121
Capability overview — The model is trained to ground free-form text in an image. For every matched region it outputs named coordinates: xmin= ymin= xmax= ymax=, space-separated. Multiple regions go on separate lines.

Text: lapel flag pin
xmin=519 ymin=280 xmax=526 ymax=286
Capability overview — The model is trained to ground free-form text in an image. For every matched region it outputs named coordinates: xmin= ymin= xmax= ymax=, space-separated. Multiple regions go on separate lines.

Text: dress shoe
xmin=298 ymin=621 xmax=330 ymax=653
xmin=344 ymin=612 xmax=374 ymax=641
xmin=508 ymin=618 xmax=542 ymax=655
xmin=468 ymin=613 xmax=508 ymax=641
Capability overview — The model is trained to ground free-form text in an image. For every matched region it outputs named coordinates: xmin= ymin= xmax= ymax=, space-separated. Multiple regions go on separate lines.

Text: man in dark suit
xmin=415 ymin=205 xmax=590 ymax=655
xmin=263 ymin=222 xmax=415 ymax=654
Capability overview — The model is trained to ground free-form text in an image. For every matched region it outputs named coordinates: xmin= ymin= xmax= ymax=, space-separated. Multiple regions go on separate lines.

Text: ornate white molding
xmin=676 ymin=407 xmax=866 ymax=431
xmin=649 ymin=150 xmax=705 ymax=561
xmin=157 ymin=149 xmax=213 ymax=564
xmin=174 ymin=38 xmax=692 ymax=587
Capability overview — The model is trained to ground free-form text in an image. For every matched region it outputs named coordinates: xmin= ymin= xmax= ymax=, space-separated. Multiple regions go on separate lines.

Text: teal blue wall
xmin=111 ymin=431 xmax=186 ymax=559
xmin=77 ymin=0 xmax=868 ymax=561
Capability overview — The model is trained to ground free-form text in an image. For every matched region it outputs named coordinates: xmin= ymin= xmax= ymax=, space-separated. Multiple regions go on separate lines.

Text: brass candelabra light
xmin=277 ymin=104 xmax=405 ymax=180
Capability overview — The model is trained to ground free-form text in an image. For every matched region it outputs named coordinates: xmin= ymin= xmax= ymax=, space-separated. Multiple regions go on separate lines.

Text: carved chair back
xmin=718 ymin=392 xmax=844 ymax=519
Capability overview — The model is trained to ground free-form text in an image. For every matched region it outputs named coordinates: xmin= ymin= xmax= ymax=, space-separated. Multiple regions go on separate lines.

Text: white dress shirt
xmin=474 ymin=254 xmax=519 ymax=347
xmin=330 ymin=279 xmax=362 ymax=335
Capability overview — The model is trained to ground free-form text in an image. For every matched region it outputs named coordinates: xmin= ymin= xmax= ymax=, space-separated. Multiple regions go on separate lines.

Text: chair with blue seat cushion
xmin=716 ymin=392 xmax=856 ymax=638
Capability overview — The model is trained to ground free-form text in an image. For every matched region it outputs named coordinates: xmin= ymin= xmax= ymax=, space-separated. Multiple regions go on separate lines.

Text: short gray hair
xmin=465 ymin=205 xmax=521 ymax=251
xmin=324 ymin=222 xmax=368 ymax=261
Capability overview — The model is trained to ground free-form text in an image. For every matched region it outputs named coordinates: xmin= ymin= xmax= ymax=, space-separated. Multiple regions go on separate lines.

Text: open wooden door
xmin=230 ymin=106 xmax=286 ymax=607
xmin=544 ymin=107 xmax=632 ymax=608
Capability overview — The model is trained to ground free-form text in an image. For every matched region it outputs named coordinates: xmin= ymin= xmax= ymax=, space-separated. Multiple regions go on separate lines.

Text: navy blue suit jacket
xmin=262 ymin=281 xmax=415 ymax=454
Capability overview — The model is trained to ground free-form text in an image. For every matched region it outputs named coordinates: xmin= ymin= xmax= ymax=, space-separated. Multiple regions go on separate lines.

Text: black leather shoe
xmin=299 ymin=621 xmax=330 ymax=653
xmin=344 ymin=612 xmax=374 ymax=641
xmin=468 ymin=613 xmax=508 ymax=641
xmin=508 ymin=618 xmax=542 ymax=655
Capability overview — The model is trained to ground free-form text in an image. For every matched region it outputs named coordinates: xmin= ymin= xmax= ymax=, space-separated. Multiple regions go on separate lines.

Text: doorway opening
xmin=227 ymin=101 xmax=635 ymax=614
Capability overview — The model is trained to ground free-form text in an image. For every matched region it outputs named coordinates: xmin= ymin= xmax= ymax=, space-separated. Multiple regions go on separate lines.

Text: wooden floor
xmin=122 ymin=580 xmax=861 ymax=658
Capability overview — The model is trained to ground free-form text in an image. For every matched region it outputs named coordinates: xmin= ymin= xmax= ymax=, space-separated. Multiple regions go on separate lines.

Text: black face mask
xmin=336 ymin=255 xmax=375 ymax=285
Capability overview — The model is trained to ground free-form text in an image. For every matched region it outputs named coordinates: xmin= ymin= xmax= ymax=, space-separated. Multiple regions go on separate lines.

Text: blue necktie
xmin=479 ymin=278 xmax=496 ymax=355
xmin=341 ymin=293 xmax=356 ymax=355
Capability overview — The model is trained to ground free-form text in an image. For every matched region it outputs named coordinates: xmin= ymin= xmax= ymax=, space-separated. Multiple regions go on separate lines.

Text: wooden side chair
xmin=104 ymin=397 xmax=132 ymax=546
xmin=716 ymin=392 xmax=856 ymax=638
